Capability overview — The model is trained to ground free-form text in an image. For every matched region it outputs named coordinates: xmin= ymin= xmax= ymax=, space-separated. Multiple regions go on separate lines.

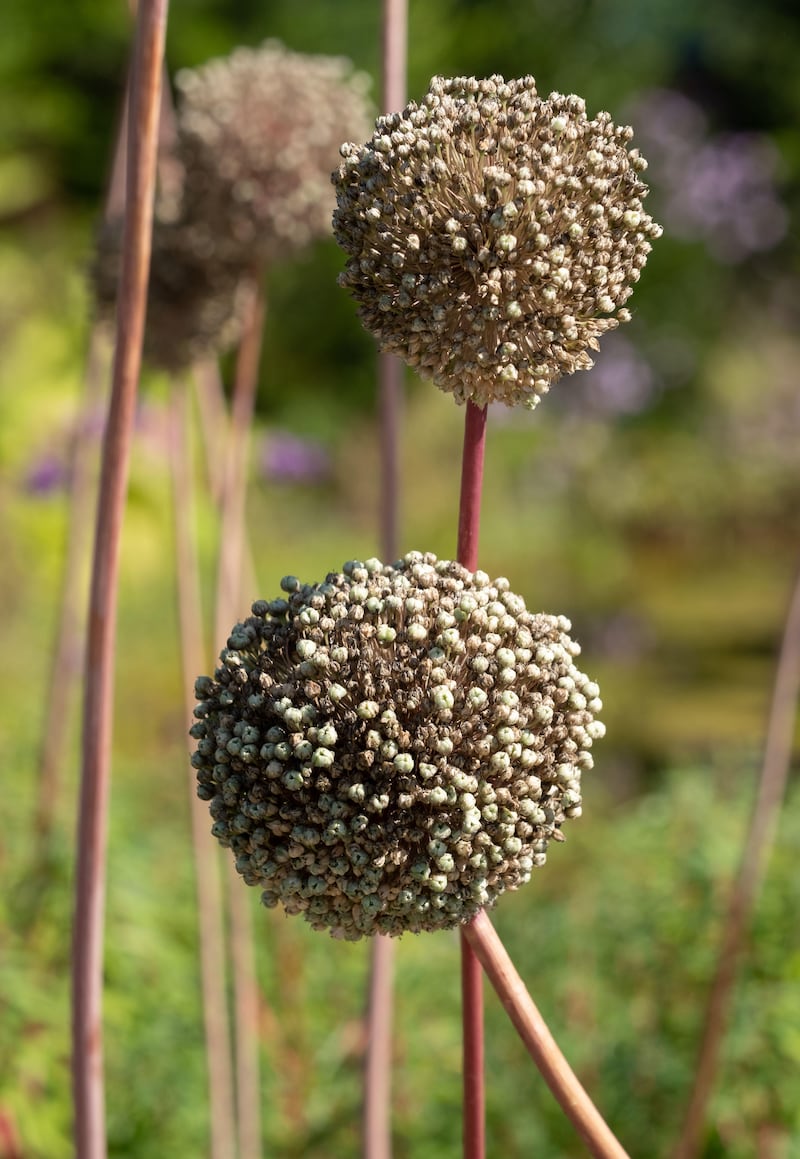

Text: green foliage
xmin=5 ymin=734 xmax=800 ymax=1156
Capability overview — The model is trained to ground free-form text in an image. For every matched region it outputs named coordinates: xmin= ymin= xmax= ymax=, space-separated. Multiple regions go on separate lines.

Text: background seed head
xmin=176 ymin=41 xmax=373 ymax=263
xmin=91 ymin=217 xmax=257 ymax=372
xmin=333 ymin=74 xmax=662 ymax=409
xmin=191 ymin=551 xmax=604 ymax=940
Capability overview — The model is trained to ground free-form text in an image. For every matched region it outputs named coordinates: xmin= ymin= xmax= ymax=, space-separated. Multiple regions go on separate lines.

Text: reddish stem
xmin=457 ymin=402 xmax=488 ymax=573
xmin=71 ymin=0 xmax=168 ymax=1155
xmin=456 ymin=400 xmax=488 ymax=1159
xmin=460 ymin=932 xmax=486 ymax=1159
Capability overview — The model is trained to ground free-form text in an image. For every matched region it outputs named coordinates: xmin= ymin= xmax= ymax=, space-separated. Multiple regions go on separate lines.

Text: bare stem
xmin=33 ymin=331 xmax=106 ymax=854
xmin=464 ymin=911 xmax=630 ymax=1159
xmin=363 ymin=934 xmax=395 ymax=1159
xmin=169 ymin=382 xmax=238 ymax=1159
xmin=672 ymin=564 xmax=800 ymax=1159
xmin=33 ymin=0 xmax=138 ymax=861
xmin=214 ymin=284 xmax=265 ymax=647
xmin=213 ymin=284 xmax=267 ymax=1159
xmin=457 ymin=402 xmax=487 ymax=575
xmin=363 ymin=6 xmax=408 ymax=1158
xmin=456 ymin=400 xmax=488 ymax=1159
xmin=193 ymin=360 xmax=230 ymax=505
xmin=71 ymin=0 xmax=168 ymax=1154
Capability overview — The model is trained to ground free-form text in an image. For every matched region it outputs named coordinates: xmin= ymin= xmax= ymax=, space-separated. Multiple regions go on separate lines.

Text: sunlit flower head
xmin=333 ymin=74 xmax=661 ymax=409
xmin=191 ymin=552 xmax=604 ymax=940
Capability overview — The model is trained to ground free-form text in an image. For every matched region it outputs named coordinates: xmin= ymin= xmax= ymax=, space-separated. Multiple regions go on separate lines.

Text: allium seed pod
xmin=91 ymin=218 xmax=257 ymax=372
xmin=191 ymin=552 xmax=604 ymax=940
xmin=176 ymin=41 xmax=373 ymax=262
xmin=333 ymin=74 xmax=662 ymax=409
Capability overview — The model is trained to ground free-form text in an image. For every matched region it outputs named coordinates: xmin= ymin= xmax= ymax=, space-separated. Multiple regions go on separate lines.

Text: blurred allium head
xmin=191 ymin=552 xmax=604 ymax=940
xmin=176 ymin=41 xmax=372 ymax=262
xmin=333 ymin=74 xmax=661 ymax=409
xmin=91 ymin=218 xmax=256 ymax=372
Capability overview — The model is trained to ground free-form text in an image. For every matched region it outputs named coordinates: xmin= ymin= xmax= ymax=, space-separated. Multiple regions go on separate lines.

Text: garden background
xmin=2 ymin=0 xmax=800 ymax=1154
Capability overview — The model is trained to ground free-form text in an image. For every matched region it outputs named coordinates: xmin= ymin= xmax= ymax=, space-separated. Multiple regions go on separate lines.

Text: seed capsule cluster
xmin=91 ymin=219 xmax=256 ymax=372
xmin=333 ymin=74 xmax=661 ymax=409
xmin=177 ymin=41 xmax=372 ymax=262
xmin=191 ymin=553 xmax=604 ymax=940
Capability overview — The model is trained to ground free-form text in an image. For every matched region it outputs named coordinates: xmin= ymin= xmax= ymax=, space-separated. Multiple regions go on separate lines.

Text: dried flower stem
xmin=33 ymin=332 xmax=106 ymax=853
xmin=214 ymin=284 xmax=265 ymax=644
xmin=193 ymin=360 xmax=229 ymax=504
xmin=71 ymin=0 xmax=168 ymax=1154
xmin=33 ymin=16 xmax=135 ymax=860
xmin=364 ymin=933 xmax=395 ymax=1159
xmin=169 ymin=381 xmax=238 ymax=1159
xmin=228 ymin=860 xmax=262 ymax=1159
xmin=464 ymin=910 xmax=630 ymax=1159
xmin=457 ymin=400 xmax=488 ymax=1159
xmin=672 ymin=565 xmax=800 ymax=1159
xmin=363 ymin=5 xmax=407 ymax=1158
xmin=214 ymin=284 xmax=267 ymax=1159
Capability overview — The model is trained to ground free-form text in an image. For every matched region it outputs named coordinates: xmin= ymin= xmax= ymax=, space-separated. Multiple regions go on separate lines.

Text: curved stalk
xmin=464 ymin=910 xmax=630 ymax=1159
xmin=71 ymin=0 xmax=168 ymax=1154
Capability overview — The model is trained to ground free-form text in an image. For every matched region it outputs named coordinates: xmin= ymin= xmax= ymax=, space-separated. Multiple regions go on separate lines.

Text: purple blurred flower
xmin=579 ymin=332 xmax=657 ymax=415
xmin=630 ymin=88 xmax=788 ymax=263
xmin=24 ymin=452 xmax=70 ymax=496
xmin=260 ymin=431 xmax=331 ymax=484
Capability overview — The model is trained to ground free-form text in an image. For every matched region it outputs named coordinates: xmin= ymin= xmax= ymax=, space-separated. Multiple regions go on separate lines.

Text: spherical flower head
xmin=176 ymin=41 xmax=373 ymax=263
xmin=191 ymin=552 xmax=604 ymax=940
xmin=333 ymin=74 xmax=662 ymax=409
xmin=91 ymin=217 xmax=257 ymax=372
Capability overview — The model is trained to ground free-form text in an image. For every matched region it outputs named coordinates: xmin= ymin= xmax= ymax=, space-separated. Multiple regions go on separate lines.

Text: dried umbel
xmin=91 ymin=218 xmax=256 ymax=372
xmin=176 ymin=41 xmax=372 ymax=262
xmin=191 ymin=552 xmax=604 ymax=940
xmin=333 ymin=74 xmax=662 ymax=409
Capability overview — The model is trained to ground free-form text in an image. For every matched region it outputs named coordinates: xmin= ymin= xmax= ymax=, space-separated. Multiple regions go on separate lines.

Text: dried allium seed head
xmin=176 ymin=41 xmax=373 ymax=262
xmin=91 ymin=218 xmax=257 ymax=372
xmin=191 ymin=552 xmax=604 ymax=940
xmin=333 ymin=74 xmax=662 ymax=409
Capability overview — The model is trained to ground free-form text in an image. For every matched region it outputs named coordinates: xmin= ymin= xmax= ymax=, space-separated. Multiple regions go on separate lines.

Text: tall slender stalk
xmin=672 ymin=564 xmax=800 ymax=1159
xmin=169 ymin=382 xmax=238 ymax=1159
xmin=32 ymin=26 xmax=136 ymax=859
xmin=33 ymin=332 xmax=107 ymax=853
xmin=193 ymin=361 xmax=229 ymax=504
xmin=464 ymin=910 xmax=630 ymax=1159
xmin=71 ymin=0 xmax=168 ymax=1154
xmin=213 ymin=284 xmax=267 ymax=1159
xmin=363 ymin=4 xmax=407 ymax=1158
xmin=456 ymin=401 xmax=488 ymax=1159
